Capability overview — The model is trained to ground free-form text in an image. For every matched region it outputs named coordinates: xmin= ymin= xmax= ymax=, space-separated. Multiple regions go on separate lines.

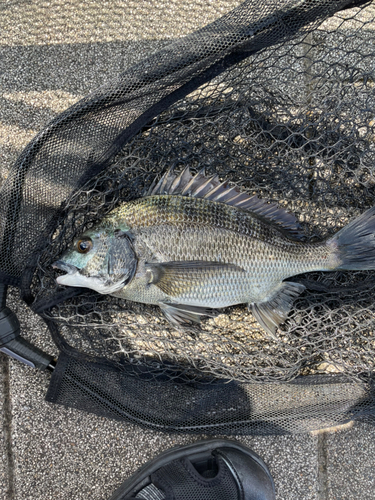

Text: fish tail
xmin=328 ymin=206 xmax=375 ymax=270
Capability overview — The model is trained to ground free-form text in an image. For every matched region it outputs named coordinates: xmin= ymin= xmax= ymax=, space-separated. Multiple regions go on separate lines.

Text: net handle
xmin=0 ymin=284 xmax=55 ymax=371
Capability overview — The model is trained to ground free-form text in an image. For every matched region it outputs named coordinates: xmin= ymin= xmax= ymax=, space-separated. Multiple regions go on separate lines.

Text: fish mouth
xmin=53 ymin=260 xmax=82 ymax=287
xmin=52 ymin=260 xmax=126 ymax=293
xmin=52 ymin=260 xmax=78 ymax=275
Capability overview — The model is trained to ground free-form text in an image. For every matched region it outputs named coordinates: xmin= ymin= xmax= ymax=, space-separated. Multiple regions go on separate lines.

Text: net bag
xmin=1 ymin=0 xmax=375 ymax=434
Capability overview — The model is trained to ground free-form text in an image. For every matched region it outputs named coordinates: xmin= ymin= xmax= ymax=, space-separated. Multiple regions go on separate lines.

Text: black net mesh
xmin=2 ymin=0 xmax=375 ymax=433
xmin=46 ymin=349 xmax=375 ymax=435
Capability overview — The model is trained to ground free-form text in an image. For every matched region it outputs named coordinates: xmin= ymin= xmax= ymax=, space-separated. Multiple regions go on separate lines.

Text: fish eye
xmin=76 ymin=238 xmax=93 ymax=254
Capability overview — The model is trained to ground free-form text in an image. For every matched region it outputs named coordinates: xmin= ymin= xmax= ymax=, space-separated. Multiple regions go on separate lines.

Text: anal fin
xmin=159 ymin=302 xmax=217 ymax=327
xmin=250 ymin=281 xmax=305 ymax=340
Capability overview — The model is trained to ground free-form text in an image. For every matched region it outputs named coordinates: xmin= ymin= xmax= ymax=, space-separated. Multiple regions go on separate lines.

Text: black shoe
xmin=109 ymin=439 xmax=275 ymax=500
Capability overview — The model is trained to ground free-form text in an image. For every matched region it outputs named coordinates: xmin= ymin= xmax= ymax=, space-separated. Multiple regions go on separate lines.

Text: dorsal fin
xmin=146 ymin=168 xmax=302 ymax=238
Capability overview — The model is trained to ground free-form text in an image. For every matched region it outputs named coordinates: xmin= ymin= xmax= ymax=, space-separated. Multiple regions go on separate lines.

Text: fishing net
xmin=2 ymin=0 xmax=375 ymax=434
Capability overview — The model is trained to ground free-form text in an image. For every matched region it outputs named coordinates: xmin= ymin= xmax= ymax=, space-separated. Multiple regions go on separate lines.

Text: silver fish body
xmin=109 ymin=195 xmax=334 ymax=304
xmin=54 ymin=168 xmax=375 ymax=338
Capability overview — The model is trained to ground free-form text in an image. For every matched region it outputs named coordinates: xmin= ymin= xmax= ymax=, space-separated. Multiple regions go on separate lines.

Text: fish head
xmin=53 ymin=225 xmax=137 ymax=294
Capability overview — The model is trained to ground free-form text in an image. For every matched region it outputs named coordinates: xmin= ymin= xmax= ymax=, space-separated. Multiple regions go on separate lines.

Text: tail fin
xmin=328 ymin=206 xmax=375 ymax=271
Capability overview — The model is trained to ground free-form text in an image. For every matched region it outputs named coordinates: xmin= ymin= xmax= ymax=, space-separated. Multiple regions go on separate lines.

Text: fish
xmin=53 ymin=167 xmax=375 ymax=339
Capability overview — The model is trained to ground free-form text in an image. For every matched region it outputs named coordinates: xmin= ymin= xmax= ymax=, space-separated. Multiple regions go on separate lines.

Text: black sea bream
xmin=53 ymin=168 xmax=375 ymax=339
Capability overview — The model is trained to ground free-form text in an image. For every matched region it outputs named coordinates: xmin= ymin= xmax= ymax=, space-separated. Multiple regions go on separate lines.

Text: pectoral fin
xmin=250 ymin=281 xmax=305 ymax=340
xmin=146 ymin=260 xmax=244 ymax=297
xmin=158 ymin=302 xmax=217 ymax=327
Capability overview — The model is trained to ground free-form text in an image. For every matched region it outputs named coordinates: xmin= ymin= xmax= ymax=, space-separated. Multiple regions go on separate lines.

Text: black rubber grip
xmin=0 ymin=337 xmax=55 ymax=371
xmin=0 ymin=306 xmax=20 ymax=345
xmin=0 ymin=283 xmax=55 ymax=371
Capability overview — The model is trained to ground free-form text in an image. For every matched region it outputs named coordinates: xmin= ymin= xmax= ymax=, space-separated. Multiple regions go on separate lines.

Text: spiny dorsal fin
xmin=147 ymin=168 xmax=302 ymax=237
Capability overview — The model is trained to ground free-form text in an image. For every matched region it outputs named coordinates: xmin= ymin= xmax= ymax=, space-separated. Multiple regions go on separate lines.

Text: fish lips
xmin=52 ymin=260 xmax=128 ymax=294
xmin=53 ymin=260 xmax=81 ymax=287
xmin=52 ymin=260 xmax=78 ymax=275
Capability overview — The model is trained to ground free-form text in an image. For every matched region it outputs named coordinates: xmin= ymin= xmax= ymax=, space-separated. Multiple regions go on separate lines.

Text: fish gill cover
xmin=1 ymin=0 xmax=375 ymax=433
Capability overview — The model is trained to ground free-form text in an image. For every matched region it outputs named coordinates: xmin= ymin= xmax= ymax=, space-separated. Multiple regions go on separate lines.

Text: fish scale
xmin=110 ymin=195 xmax=332 ymax=308
xmin=54 ymin=168 xmax=375 ymax=339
